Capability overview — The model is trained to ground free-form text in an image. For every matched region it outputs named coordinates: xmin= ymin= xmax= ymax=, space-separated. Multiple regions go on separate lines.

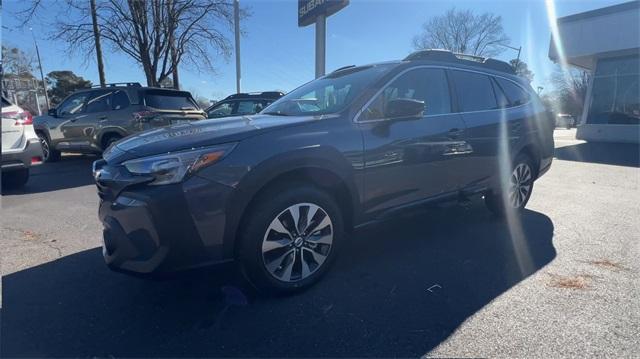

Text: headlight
xmin=122 ymin=143 xmax=236 ymax=185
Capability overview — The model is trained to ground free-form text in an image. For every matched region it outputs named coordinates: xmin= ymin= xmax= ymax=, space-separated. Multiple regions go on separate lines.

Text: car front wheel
xmin=485 ymin=153 xmax=535 ymax=216
xmin=238 ymin=185 xmax=343 ymax=293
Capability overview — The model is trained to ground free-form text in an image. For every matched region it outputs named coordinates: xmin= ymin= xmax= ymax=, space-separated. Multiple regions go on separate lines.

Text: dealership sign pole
xmin=298 ymin=0 xmax=349 ymax=78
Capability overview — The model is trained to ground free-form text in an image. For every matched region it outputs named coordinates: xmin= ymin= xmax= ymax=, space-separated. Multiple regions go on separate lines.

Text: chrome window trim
xmin=353 ymin=65 xmax=532 ymax=124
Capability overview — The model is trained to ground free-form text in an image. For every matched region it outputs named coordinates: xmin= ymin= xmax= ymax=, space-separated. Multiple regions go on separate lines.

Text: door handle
xmin=98 ymin=116 xmax=108 ymax=120
xmin=447 ymin=128 xmax=463 ymax=139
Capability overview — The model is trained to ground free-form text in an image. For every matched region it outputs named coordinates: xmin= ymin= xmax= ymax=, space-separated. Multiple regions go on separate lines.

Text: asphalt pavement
xmin=1 ymin=129 xmax=638 ymax=357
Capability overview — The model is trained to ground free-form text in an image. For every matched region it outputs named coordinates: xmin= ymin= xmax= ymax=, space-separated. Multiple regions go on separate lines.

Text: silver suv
xmin=1 ymin=96 xmax=44 ymax=188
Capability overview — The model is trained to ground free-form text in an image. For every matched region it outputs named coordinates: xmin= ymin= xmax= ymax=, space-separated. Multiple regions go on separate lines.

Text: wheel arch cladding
xmin=223 ymin=156 xmax=359 ymax=259
xmin=517 ymin=143 xmax=540 ymax=177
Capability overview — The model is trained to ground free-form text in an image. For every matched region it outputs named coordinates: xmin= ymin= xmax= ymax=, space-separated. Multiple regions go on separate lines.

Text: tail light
xmin=4 ymin=111 xmax=33 ymax=125
xmin=133 ymin=110 xmax=158 ymax=122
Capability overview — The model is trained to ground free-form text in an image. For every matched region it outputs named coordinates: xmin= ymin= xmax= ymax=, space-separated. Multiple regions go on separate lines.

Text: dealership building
xmin=549 ymin=1 xmax=639 ymax=143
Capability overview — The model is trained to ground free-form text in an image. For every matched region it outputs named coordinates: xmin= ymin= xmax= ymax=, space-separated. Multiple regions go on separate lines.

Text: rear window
xmin=451 ymin=70 xmax=498 ymax=112
xmin=143 ymin=91 xmax=198 ymax=110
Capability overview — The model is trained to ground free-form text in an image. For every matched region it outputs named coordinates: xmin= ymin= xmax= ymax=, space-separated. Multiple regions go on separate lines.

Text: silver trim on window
xmin=353 ymin=65 xmax=532 ymax=124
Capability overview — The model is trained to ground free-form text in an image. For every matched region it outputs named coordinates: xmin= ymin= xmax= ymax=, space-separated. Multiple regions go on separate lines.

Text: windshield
xmin=262 ymin=64 xmax=395 ymax=116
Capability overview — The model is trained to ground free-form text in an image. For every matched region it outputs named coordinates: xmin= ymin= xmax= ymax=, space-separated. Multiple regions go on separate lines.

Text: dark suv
xmin=206 ymin=91 xmax=284 ymax=119
xmin=94 ymin=50 xmax=554 ymax=292
xmin=34 ymin=83 xmax=206 ymax=162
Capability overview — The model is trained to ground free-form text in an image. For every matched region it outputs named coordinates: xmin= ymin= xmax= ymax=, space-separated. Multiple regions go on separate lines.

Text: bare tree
xmin=413 ymin=7 xmax=510 ymax=57
xmin=549 ymin=67 xmax=590 ymax=117
xmin=17 ymin=0 xmax=107 ymax=86
xmin=510 ymin=59 xmax=534 ymax=83
xmin=51 ymin=0 xmax=236 ymax=87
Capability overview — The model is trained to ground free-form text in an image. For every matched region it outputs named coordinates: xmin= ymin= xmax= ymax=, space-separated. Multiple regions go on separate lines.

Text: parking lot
xmin=1 ymin=129 xmax=638 ymax=357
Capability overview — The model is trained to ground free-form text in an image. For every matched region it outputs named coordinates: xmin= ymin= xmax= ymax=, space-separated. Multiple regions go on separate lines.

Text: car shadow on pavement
xmin=1 ymin=155 xmax=98 ymax=195
xmin=1 ymin=201 xmax=555 ymax=357
xmin=554 ymin=142 xmax=639 ymax=168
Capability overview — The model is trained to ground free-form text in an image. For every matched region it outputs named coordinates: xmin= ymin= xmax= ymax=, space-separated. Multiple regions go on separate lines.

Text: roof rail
xmin=226 ymin=91 xmax=284 ymax=99
xmin=331 ymin=65 xmax=356 ymax=73
xmin=404 ymin=49 xmax=515 ymax=74
xmin=91 ymin=82 xmax=142 ymax=88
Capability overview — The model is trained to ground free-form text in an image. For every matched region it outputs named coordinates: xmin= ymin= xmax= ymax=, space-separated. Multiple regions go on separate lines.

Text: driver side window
xmin=58 ymin=92 xmax=90 ymax=116
xmin=363 ymin=68 xmax=451 ymax=121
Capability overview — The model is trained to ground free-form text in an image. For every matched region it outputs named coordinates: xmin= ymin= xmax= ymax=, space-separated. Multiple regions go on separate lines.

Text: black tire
xmin=102 ymin=134 xmax=122 ymax=151
xmin=37 ymin=132 xmax=61 ymax=162
xmin=485 ymin=153 xmax=535 ymax=216
xmin=238 ymin=184 xmax=343 ymax=294
xmin=2 ymin=168 xmax=29 ymax=189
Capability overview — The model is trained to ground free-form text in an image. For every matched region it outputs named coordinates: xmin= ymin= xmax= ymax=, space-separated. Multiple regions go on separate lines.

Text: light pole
xmin=30 ymin=27 xmax=50 ymax=109
xmin=497 ymin=43 xmax=522 ymax=68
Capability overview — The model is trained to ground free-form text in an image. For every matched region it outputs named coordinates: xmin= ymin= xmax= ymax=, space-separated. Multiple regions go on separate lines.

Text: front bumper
xmin=96 ymin=162 xmax=235 ymax=275
xmin=1 ymin=139 xmax=44 ymax=171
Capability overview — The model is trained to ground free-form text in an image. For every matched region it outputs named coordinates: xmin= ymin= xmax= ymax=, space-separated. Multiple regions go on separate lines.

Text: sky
xmin=1 ymin=0 xmax=628 ymax=101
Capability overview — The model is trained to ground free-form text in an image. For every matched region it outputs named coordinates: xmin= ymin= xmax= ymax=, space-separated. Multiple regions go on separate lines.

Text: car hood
xmin=104 ymin=114 xmax=325 ymax=163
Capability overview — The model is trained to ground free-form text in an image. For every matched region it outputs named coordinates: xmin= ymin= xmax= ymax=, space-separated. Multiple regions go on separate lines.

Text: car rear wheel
xmin=38 ymin=133 xmax=61 ymax=162
xmin=485 ymin=153 xmax=535 ymax=216
xmin=2 ymin=168 xmax=29 ymax=189
xmin=238 ymin=185 xmax=343 ymax=293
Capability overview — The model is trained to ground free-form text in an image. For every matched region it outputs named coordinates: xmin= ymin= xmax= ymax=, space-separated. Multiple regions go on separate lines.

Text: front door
xmin=359 ymin=67 xmax=471 ymax=214
xmin=58 ymin=91 xmax=95 ymax=148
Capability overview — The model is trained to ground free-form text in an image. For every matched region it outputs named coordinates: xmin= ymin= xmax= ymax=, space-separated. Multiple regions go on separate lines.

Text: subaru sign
xmin=298 ymin=0 xmax=349 ymax=27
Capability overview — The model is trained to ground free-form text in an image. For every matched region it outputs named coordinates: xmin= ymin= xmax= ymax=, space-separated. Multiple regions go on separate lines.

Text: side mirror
xmin=48 ymin=108 xmax=57 ymax=117
xmin=385 ymin=98 xmax=424 ymax=119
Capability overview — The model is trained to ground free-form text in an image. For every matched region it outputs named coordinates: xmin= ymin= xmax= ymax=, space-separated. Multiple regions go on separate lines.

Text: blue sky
xmin=2 ymin=0 xmax=626 ymax=100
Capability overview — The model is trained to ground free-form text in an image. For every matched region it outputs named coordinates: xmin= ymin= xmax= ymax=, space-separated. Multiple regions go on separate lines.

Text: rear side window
xmin=451 ymin=70 xmax=498 ymax=112
xmin=143 ymin=91 xmax=198 ymax=110
xmin=495 ymin=78 xmax=531 ymax=107
xmin=112 ymin=90 xmax=130 ymax=110
xmin=237 ymin=100 xmax=263 ymax=115
xmin=2 ymin=97 xmax=11 ymax=107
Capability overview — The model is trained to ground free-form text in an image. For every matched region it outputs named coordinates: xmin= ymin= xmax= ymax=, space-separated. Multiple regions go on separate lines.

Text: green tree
xmin=510 ymin=59 xmax=534 ymax=83
xmin=46 ymin=71 xmax=92 ymax=105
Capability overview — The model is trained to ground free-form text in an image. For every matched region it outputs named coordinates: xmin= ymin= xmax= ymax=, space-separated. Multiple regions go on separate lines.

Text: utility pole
xmin=30 ymin=28 xmax=50 ymax=109
xmin=90 ymin=0 xmax=106 ymax=87
xmin=315 ymin=14 xmax=326 ymax=78
xmin=234 ymin=0 xmax=241 ymax=93
xmin=498 ymin=44 xmax=522 ymax=68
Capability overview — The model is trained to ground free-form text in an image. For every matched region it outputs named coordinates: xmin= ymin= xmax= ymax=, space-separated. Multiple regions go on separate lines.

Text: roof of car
xmin=222 ymin=91 xmax=285 ymax=101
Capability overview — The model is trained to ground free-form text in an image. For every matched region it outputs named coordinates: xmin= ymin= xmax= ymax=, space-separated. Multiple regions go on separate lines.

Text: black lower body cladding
xmin=98 ymin=174 xmax=234 ymax=274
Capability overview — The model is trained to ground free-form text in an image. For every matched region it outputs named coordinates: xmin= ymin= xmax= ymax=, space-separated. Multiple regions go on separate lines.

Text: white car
xmin=1 ymin=96 xmax=44 ymax=188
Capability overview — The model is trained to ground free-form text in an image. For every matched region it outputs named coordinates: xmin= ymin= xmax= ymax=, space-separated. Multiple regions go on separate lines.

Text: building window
xmin=587 ymin=56 xmax=640 ymax=125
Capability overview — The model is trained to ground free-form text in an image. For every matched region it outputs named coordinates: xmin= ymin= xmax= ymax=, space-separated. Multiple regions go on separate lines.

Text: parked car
xmin=206 ymin=91 xmax=284 ymax=119
xmin=93 ymin=50 xmax=554 ymax=292
xmin=555 ymin=113 xmax=576 ymax=129
xmin=1 ymin=96 xmax=44 ymax=188
xmin=34 ymin=83 xmax=206 ymax=162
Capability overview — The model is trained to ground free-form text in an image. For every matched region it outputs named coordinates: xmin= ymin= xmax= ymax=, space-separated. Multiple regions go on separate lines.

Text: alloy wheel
xmin=509 ymin=163 xmax=532 ymax=208
xmin=261 ymin=202 xmax=333 ymax=282
xmin=39 ymin=136 xmax=50 ymax=161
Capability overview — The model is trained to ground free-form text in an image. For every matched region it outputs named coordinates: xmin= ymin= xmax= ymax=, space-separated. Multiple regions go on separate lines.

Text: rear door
xmin=141 ymin=89 xmax=205 ymax=127
xmin=449 ymin=70 xmax=504 ymax=187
